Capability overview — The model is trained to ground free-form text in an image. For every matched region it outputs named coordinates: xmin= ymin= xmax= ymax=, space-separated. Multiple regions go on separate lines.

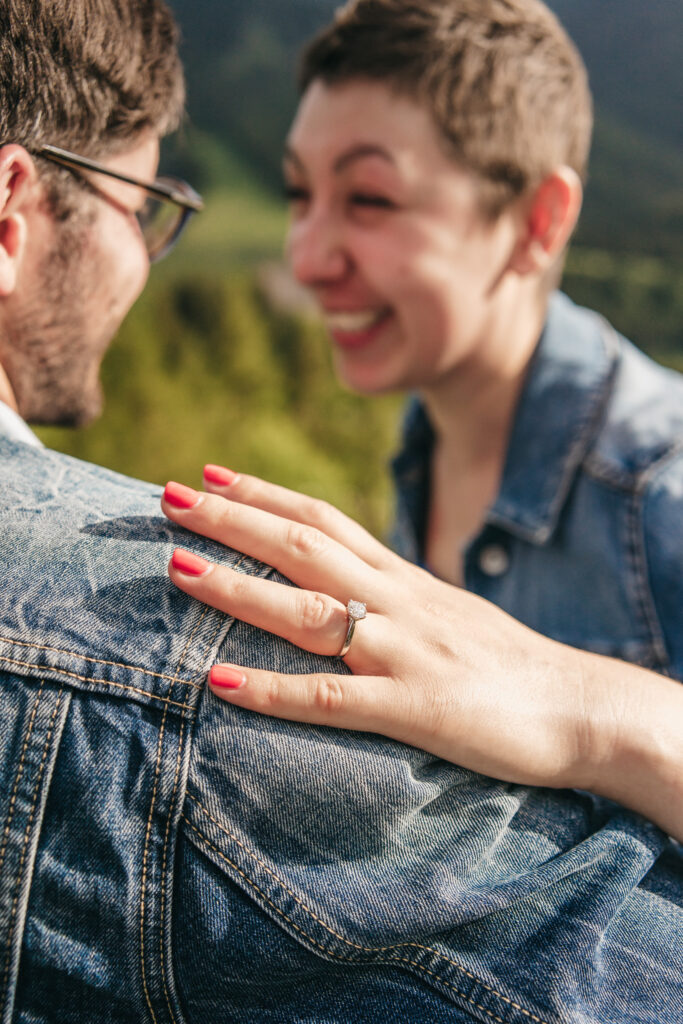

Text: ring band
xmin=339 ymin=599 xmax=367 ymax=657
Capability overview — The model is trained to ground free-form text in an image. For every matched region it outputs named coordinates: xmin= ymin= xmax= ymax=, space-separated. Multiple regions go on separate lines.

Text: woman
xmin=163 ymin=0 xmax=683 ymax=840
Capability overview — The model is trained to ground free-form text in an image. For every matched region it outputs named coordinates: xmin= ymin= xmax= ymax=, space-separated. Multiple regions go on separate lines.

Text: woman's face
xmin=284 ymin=79 xmax=523 ymax=396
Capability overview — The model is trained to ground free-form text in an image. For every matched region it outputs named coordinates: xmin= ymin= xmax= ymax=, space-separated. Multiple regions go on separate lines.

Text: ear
xmin=0 ymin=145 xmax=37 ymax=296
xmin=509 ymin=167 xmax=583 ymax=276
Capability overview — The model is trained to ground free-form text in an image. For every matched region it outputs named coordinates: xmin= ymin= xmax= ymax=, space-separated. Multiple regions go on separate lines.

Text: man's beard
xmin=1 ymin=229 xmax=112 ymax=428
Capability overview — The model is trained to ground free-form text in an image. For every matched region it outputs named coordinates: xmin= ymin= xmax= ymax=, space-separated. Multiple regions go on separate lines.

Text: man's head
xmin=298 ymin=0 xmax=593 ymax=219
xmin=0 ymin=0 xmax=185 ymax=426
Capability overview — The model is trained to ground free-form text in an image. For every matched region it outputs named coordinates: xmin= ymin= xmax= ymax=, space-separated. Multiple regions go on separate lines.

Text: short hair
xmin=299 ymin=0 xmax=593 ymax=217
xmin=0 ymin=0 xmax=185 ymax=215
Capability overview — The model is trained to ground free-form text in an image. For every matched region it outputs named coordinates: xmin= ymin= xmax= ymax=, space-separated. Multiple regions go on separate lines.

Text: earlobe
xmin=510 ymin=167 xmax=583 ymax=276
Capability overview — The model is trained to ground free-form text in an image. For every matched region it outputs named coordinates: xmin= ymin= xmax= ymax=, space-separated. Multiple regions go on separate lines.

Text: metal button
xmin=478 ymin=544 xmax=510 ymax=577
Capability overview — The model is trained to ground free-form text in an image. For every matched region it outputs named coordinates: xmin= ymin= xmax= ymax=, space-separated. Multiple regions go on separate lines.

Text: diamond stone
xmin=347 ymin=600 xmax=367 ymax=621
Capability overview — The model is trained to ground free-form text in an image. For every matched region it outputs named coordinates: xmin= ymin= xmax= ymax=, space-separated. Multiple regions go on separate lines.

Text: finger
xmin=202 ymin=464 xmax=394 ymax=570
xmin=162 ymin=482 xmax=376 ymax=603
xmin=168 ymin=548 xmax=375 ymax=660
xmin=207 ymin=663 xmax=408 ymax=738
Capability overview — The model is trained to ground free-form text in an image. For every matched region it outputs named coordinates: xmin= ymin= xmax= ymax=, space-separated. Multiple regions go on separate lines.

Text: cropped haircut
xmin=0 ymin=0 xmax=185 ymax=216
xmin=299 ymin=0 xmax=593 ymax=218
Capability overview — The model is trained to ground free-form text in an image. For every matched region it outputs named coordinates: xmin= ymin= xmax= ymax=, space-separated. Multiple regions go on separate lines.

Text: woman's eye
xmin=350 ymin=193 xmax=394 ymax=209
xmin=283 ymin=184 xmax=309 ymax=204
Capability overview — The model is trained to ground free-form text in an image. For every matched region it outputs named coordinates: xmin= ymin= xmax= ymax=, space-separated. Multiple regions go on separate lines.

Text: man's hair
xmin=0 ymin=0 xmax=185 ymax=215
xmin=299 ymin=0 xmax=593 ymax=217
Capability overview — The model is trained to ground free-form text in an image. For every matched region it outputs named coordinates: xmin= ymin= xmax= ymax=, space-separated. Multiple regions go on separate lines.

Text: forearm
xmin=571 ymin=647 xmax=683 ymax=842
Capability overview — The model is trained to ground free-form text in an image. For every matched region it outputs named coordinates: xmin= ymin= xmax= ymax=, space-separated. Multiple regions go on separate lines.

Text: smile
xmin=323 ymin=308 xmax=393 ymax=348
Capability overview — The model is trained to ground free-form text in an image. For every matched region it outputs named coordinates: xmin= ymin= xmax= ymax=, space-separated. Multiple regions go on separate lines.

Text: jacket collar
xmin=487 ymin=292 xmax=619 ymax=543
xmin=392 ymin=293 xmax=620 ymax=550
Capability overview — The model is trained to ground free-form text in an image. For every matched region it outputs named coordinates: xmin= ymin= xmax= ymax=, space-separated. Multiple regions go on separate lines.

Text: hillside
xmin=167 ymin=0 xmax=683 ymax=258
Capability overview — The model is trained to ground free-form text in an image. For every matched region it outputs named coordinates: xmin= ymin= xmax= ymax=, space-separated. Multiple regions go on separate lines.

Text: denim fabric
xmin=0 ymin=436 xmax=681 ymax=1023
xmin=392 ymin=292 xmax=683 ymax=680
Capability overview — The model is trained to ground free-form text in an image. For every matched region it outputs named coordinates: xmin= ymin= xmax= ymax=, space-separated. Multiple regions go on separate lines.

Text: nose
xmin=286 ymin=207 xmax=349 ymax=288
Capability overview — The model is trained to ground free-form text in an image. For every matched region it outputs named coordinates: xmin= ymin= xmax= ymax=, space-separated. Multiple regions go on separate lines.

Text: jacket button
xmin=478 ymin=544 xmax=510 ymax=577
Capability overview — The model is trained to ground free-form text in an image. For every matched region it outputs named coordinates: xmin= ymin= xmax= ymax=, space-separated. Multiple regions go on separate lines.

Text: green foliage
xmin=37 ymin=273 xmax=402 ymax=537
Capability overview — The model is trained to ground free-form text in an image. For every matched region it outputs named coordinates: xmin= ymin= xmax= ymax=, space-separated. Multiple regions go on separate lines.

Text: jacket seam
xmin=630 ymin=443 xmax=683 ymax=671
xmin=183 ymin=794 xmax=553 ymax=1024
xmin=0 ymin=656 xmax=195 ymax=713
xmin=183 ymin=815 xmax=550 ymax=1024
xmin=0 ymin=636 xmax=204 ymax=688
xmin=140 ymin=705 xmax=169 ymax=1024
xmin=0 ymin=685 xmax=65 ymax=1016
xmin=0 ymin=680 xmax=46 ymax=903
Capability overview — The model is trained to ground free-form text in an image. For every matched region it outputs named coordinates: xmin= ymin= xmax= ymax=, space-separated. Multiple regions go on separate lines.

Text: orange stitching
xmin=183 ymin=817 xmax=547 ymax=1024
xmin=0 ymin=656 xmax=194 ymax=712
xmin=1 ymin=687 xmax=65 ymax=1015
xmin=0 ymin=635 xmax=203 ymax=688
xmin=186 ymin=795 xmax=551 ymax=1024
xmin=0 ymin=680 xmax=45 ymax=895
xmin=140 ymin=706 xmax=168 ymax=1024
xmin=159 ymin=717 xmax=185 ymax=1024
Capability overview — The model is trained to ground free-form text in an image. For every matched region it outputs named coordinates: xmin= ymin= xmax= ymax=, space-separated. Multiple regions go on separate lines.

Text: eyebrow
xmin=283 ymin=143 xmax=397 ymax=174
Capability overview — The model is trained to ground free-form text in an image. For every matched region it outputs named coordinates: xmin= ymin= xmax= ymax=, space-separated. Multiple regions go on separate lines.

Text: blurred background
xmin=38 ymin=0 xmax=683 ymax=537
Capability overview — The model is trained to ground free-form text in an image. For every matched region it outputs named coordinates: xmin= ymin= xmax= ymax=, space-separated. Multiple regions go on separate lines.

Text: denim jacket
xmin=0 ymin=433 xmax=681 ymax=1023
xmin=392 ymin=292 xmax=683 ymax=680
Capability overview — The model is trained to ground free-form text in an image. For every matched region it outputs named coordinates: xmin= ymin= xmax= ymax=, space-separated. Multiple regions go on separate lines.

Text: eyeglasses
xmin=36 ymin=144 xmax=204 ymax=263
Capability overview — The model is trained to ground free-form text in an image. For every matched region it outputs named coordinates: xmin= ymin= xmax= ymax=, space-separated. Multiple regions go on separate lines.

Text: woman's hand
xmin=162 ymin=467 xmax=683 ymax=839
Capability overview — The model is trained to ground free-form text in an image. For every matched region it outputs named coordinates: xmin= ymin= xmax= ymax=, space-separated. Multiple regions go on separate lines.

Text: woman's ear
xmin=510 ymin=167 xmax=583 ymax=276
xmin=0 ymin=145 xmax=37 ymax=296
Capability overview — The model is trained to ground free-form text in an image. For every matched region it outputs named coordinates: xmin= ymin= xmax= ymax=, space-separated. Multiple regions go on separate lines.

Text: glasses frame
xmin=36 ymin=143 xmax=204 ymax=261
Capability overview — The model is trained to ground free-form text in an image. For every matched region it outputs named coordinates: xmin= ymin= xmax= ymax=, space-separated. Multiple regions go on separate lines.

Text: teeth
xmin=324 ymin=309 xmax=387 ymax=332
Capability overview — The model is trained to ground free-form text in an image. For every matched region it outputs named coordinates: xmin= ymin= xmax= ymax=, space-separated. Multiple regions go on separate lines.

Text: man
xmin=0 ymin=2 xmax=680 ymax=1023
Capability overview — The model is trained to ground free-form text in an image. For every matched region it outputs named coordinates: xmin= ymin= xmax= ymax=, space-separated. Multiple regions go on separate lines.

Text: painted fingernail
xmin=164 ymin=481 xmax=201 ymax=509
xmin=209 ymin=665 xmax=247 ymax=690
xmin=204 ymin=464 xmax=240 ymax=487
xmin=171 ymin=548 xmax=212 ymax=577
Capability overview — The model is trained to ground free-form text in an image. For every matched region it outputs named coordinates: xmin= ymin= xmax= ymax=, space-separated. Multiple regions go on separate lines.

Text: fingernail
xmin=164 ymin=481 xmax=201 ymax=509
xmin=204 ymin=464 xmax=240 ymax=487
xmin=209 ymin=665 xmax=247 ymax=690
xmin=171 ymin=548 xmax=212 ymax=577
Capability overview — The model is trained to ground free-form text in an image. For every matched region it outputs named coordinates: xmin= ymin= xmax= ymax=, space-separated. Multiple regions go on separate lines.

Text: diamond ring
xmin=338 ymin=599 xmax=367 ymax=657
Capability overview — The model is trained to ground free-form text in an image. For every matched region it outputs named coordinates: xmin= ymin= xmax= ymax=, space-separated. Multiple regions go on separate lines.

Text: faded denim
xmin=0 ymin=434 xmax=681 ymax=1023
xmin=392 ymin=292 xmax=683 ymax=680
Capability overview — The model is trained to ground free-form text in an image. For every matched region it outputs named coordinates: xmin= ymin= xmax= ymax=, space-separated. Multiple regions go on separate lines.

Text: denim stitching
xmin=140 ymin=706 xmax=169 ymax=1024
xmin=0 ymin=686 xmax=65 ymax=1018
xmin=0 ymin=657 xmax=194 ymax=712
xmin=0 ymin=680 xmax=45 ymax=900
xmin=159 ymin=717 xmax=186 ymax=1024
xmin=183 ymin=816 xmax=550 ymax=1024
xmin=184 ymin=797 xmax=551 ymax=1024
xmin=0 ymin=637 xmax=203 ymax=688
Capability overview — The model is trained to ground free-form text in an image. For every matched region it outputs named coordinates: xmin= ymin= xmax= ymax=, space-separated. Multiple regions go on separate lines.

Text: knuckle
xmin=297 ymin=591 xmax=334 ymax=632
xmin=303 ymin=496 xmax=336 ymax=532
xmin=286 ymin=521 xmax=326 ymax=560
xmin=313 ymin=674 xmax=345 ymax=714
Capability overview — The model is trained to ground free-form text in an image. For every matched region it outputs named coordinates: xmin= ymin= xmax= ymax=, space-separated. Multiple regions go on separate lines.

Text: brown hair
xmin=0 ymin=0 xmax=185 ymax=215
xmin=299 ymin=0 xmax=593 ymax=217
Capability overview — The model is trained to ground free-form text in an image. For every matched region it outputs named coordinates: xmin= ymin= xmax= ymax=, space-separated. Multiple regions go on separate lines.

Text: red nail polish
xmin=164 ymin=481 xmax=201 ymax=509
xmin=204 ymin=464 xmax=239 ymax=487
xmin=210 ymin=665 xmax=246 ymax=690
xmin=171 ymin=548 xmax=211 ymax=577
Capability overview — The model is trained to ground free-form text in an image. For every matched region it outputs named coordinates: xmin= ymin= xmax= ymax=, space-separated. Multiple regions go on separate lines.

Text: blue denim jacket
xmin=1 ymin=433 xmax=681 ymax=1023
xmin=392 ymin=292 xmax=683 ymax=680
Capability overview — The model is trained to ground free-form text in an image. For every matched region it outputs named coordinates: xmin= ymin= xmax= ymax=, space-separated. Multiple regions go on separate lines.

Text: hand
xmin=161 ymin=469 xmax=604 ymax=791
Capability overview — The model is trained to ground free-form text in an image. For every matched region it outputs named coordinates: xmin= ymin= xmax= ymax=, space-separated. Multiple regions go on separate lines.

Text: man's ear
xmin=509 ymin=167 xmax=583 ymax=276
xmin=0 ymin=145 xmax=37 ymax=296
